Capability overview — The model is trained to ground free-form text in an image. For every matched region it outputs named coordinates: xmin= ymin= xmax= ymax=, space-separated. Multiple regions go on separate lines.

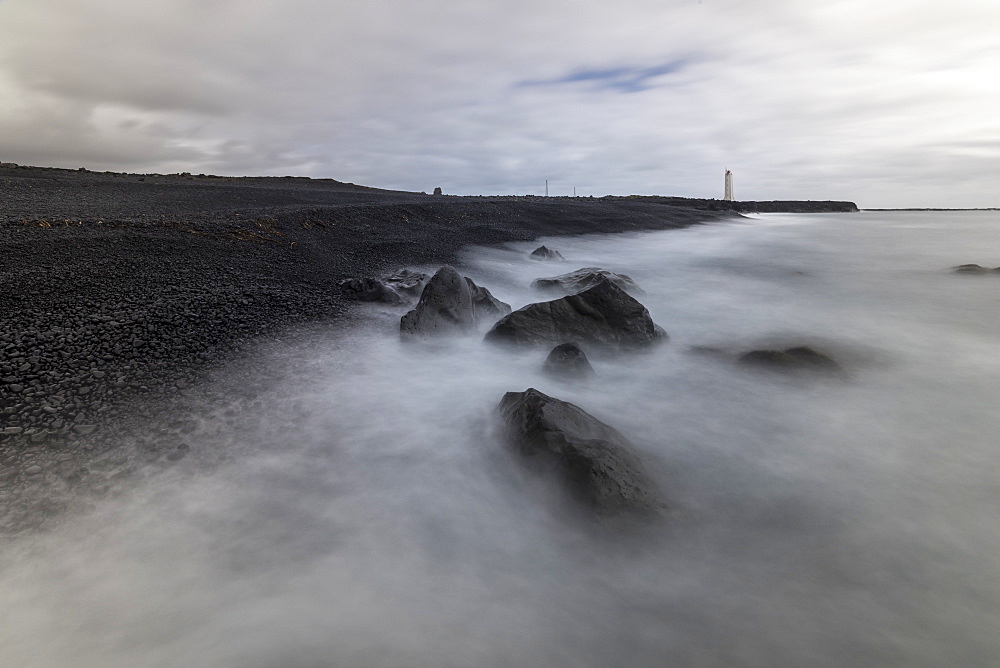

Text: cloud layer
xmin=1 ymin=0 xmax=997 ymax=207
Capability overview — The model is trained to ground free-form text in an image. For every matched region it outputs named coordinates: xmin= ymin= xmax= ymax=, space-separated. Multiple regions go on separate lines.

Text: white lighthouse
xmin=724 ymin=169 xmax=734 ymax=201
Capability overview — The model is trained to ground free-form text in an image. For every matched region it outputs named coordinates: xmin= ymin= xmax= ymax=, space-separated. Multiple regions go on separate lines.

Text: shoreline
xmin=1 ymin=166 xmax=747 ymax=534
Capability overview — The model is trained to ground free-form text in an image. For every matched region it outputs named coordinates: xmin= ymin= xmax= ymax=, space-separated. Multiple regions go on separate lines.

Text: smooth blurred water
xmin=1 ymin=211 xmax=998 ymax=667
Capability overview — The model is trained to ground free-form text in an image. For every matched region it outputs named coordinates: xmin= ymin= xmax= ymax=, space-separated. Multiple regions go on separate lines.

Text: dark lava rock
xmin=485 ymin=278 xmax=666 ymax=349
xmin=532 ymin=267 xmax=642 ymax=295
xmin=466 ymin=277 xmax=511 ymax=324
xmin=543 ymin=343 xmax=595 ymax=381
xmin=401 ymin=266 xmax=476 ymax=337
xmin=498 ymin=388 xmax=663 ymax=515
xmin=952 ymin=264 xmax=1000 ymax=274
xmin=738 ymin=346 xmax=841 ymax=373
xmin=530 ymin=245 xmax=565 ymax=261
xmin=400 ymin=267 xmax=510 ymax=337
xmin=383 ymin=269 xmax=430 ymax=297
xmin=338 ymin=277 xmax=403 ymax=304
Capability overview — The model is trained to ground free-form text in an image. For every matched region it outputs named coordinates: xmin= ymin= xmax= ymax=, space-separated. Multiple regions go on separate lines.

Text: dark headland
xmin=0 ymin=162 xmax=857 ymax=532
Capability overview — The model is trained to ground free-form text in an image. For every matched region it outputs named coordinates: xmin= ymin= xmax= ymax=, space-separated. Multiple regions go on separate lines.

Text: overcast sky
xmin=0 ymin=0 xmax=997 ymax=207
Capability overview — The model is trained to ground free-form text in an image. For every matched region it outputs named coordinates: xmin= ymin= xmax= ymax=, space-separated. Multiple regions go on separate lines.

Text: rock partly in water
xmin=543 ymin=343 xmax=595 ymax=381
xmin=401 ymin=267 xmax=511 ymax=337
xmin=340 ymin=269 xmax=430 ymax=304
xmin=738 ymin=346 xmax=841 ymax=373
xmin=400 ymin=266 xmax=477 ymax=337
xmin=337 ymin=277 xmax=404 ymax=304
xmin=465 ymin=277 xmax=512 ymax=324
xmin=952 ymin=264 xmax=1000 ymax=275
xmin=498 ymin=388 xmax=663 ymax=515
xmin=531 ymin=267 xmax=643 ymax=295
xmin=530 ymin=245 xmax=565 ymax=261
xmin=384 ymin=269 xmax=430 ymax=297
xmin=485 ymin=278 xmax=666 ymax=349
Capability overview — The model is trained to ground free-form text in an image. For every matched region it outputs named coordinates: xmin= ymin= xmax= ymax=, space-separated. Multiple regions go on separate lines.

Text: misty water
xmin=2 ymin=211 xmax=999 ymax=666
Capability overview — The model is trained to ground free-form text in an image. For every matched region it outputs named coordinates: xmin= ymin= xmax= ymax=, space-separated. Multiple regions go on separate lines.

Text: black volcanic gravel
xmin=0 ymin=164 xmax=732 ymax=533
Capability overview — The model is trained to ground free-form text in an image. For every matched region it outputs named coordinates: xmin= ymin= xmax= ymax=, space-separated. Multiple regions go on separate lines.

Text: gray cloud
xmin=1 ymin=0 xmax=998 ymax=207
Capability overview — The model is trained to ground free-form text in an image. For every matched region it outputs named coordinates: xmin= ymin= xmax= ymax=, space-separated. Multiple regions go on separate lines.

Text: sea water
xmin=1 ymin=211 xmax=998 ymax=667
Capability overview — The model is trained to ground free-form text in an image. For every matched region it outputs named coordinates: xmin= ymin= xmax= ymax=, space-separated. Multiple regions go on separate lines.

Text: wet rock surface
xmin=399 ymin=267 xmax=511 ymax=337
xmin=498 ymin=388 xmax=663 ymax=515
xmin=543 ymin=343 xmax=596 ymax=381
xmin=485 ymin=279 xmax=666 ymax=349
xmin=529 ymin=245 xmax=565 ymax=261
xmin=532 ymin=267 xmax=643 ymax=295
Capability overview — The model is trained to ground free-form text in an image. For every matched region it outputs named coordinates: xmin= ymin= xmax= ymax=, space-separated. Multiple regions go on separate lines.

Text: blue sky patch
xmin=518 ymin=60 xmax=690 ymax=93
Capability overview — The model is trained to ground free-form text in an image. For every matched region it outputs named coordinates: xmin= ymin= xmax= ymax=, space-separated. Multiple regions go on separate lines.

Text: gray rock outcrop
xmin=530 ymin=246 xmax=565 ymax=261
xmin=543 ymin=343 xmax=595 ymax=381
xmin=498 ymin=388 xmax=663 ymax=515
xmin=485 ymin=278 xmax=666 ymax=349
xmin=400 ymin=267 xmax=511 ymax=337
xmin=531 ymin=267 xmax=642 ymax=295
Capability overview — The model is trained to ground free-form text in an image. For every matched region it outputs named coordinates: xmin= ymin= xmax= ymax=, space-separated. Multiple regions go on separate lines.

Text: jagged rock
xmin=498 ymin=388 xmax=663 ymax=515
xmin=384 ymin=269 xmax=430 ymax=297
xmin=433 ymin=187 xmax=443 ymax=195
xmin=465 ymin=277 xmax=511 ymax=324
xmin=337 ymin=277 xmax=403 ymax=304
xmin=400 ymin=267 xmax=510 ymax=337
xmin=952 ymin=264 xmax=1000 ymax=274
xmin=737 ymin=346 xmax=841 ymax=373
xmin=543 ymin=343 xmax=595 ymax=381
xmin=531 ymin=267 xmax=642 ymax=294
xmin=339 ymin=269 xmax=430 ymax=304
xmin=485 ymin=278 xmax=666 ymax=349
xmin=530 ymin=246 xmax=565 ymax=261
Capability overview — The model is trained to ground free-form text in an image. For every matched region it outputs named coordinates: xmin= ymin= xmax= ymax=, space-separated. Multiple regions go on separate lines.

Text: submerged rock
xmin=738 ymin=346 xmax=841 ymax=373
xmin=485 ymin=278 xmax=666 ymax=349
xmin=530 ymin=245 xmax=565 ymax=261
xmin=531 ymin=267 xmax=642 ymax=295
xmin=498 ymin=388 xmax=663 ymax=515
xmin=543 ymin=343 xmax=595 ymax=381
xmin=952 ymin=264 xmax=1000 ymax=275
xmin=401 ymin=267 xmax=510 ymax=337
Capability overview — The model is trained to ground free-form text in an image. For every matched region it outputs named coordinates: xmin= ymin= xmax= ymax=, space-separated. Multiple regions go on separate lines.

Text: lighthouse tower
xmin=724 ymin=169 xmax=734 ymax=201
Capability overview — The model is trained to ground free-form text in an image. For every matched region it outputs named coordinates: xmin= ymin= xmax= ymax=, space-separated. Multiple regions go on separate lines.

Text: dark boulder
xmin=543 ymin=343 xmax=595 ymax=381
xmin=498 ymin=388 xmax=663 ymax=515
xmin=466 ymin=277 xmax=512 ymax=324
xmin=338 ymin=277 xmax=403 ymax=304
xmin=485 ymin=278 xmax=666 ymax=349
xmin=531 ymin=267 xmax=642 ymax=294
xmin=401 ymin=267 xmax=511 ymax=337
xmin=530 ymin=245 xmax=565 ymax=261
xmin=400 ymin=266 xmax=477 ymax=337
xmin=952 ymin=264 xmax=1000 ymax=275
xmin=738 ymin=346 xmax=841 ymax=373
